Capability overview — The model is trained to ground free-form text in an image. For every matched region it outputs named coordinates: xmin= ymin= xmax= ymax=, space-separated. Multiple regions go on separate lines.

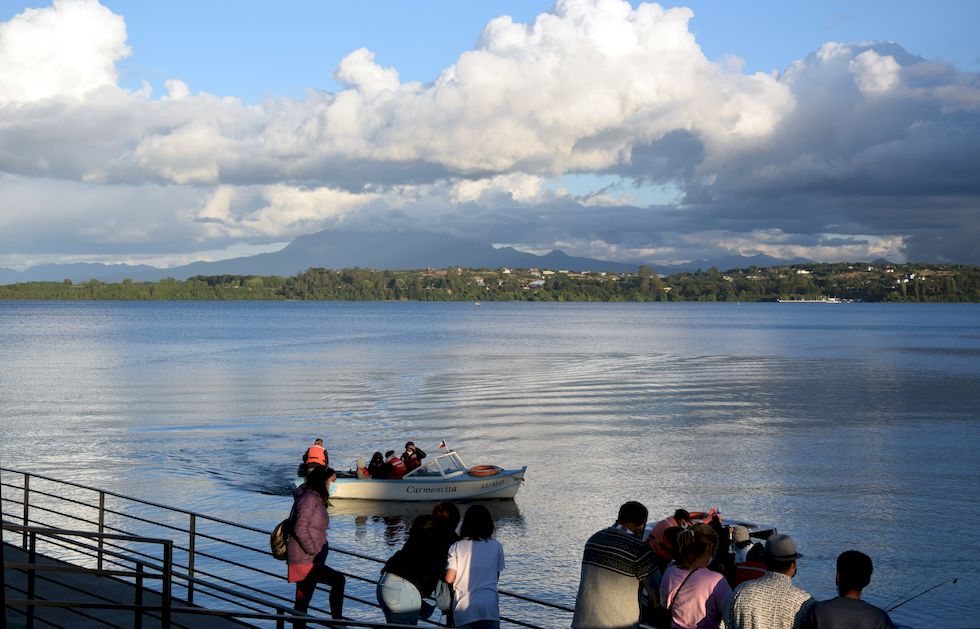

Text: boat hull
xmin=332 ymin=467 xmax=526 ymax=501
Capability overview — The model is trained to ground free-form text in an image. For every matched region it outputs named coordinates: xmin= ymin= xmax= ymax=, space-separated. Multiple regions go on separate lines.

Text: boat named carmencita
xmin=307 ymin=449 xmax=527 ymax=501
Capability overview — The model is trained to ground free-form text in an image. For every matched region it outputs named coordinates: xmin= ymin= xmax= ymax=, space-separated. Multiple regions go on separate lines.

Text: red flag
xmin=438 ymin=440 xmax=447 ymax=449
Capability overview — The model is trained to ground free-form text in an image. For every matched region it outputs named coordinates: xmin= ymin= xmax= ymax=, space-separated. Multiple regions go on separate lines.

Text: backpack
xmin=434 ymin=580 xmax=453 ymax=611
xmin=270 ymin=517 xmax=291 ymax=560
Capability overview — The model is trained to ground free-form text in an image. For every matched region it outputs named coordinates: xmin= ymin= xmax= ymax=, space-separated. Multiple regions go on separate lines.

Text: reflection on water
xmin=330 ymin=498 xmax=525 ymax=547
xmin=1 ymin=302 xmax=979 ymax=626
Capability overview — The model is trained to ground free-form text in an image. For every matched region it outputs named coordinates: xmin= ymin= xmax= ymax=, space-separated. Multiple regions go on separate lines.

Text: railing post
xmin=22 ymin=473 xmax=30 ymax=549
xmin=186 ymin=513 xmax=196 ymax=604
xmin=134 ymin=561 xmax=143 ymax=629
xmin=276 ymin=606 xmax=286 ymax=629
xmin=97 ymin=491 xmax=106 ymax=570
xmin=26 ymin=531 xmax=36 ymax=629
xmin=162 ymin=541 xmax=173 ymax=628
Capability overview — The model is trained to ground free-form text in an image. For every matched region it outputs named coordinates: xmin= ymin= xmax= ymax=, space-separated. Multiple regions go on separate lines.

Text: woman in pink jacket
xmin=660 ymin=523 xmax=732 ymax=629
xmin=288 ymin=466 xmax=345 ymax=625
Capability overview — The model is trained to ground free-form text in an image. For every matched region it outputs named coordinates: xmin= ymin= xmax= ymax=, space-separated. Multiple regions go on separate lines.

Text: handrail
xmin=2 ymin=466 xmax=575 ymax=627
xmin=3 ymin=523 xmax=174 ymax=628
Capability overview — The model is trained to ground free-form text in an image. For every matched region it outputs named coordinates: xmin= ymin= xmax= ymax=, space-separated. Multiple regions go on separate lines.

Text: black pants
xmin=293 ymin=563 xmax=346 ymax=626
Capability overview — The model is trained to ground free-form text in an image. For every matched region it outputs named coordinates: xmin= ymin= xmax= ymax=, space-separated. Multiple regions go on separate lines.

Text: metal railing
xmin=1 ymin=467 xmax=574 ymax=628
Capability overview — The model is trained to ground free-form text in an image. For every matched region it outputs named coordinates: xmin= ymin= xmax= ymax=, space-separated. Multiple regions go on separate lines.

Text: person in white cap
xmin=721 ymin=534 xmax=814 ymax=629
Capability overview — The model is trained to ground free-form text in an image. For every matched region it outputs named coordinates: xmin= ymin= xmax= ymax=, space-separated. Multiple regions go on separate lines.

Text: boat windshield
xmin=409 ymin=451 xmax=468 ymax=477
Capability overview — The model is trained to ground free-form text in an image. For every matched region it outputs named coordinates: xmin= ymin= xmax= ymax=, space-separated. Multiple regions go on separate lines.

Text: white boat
xmin=310 ymin=450 xmax=527 ymax=501
xmin=776 ymin=297 xmax=842 ymax=303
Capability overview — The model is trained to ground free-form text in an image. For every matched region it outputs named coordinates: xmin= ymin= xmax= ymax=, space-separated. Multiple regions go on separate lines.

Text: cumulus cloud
xmin=0 ymin=0 xmax=979 ymax=267
xmin=0 ymin=0 xmax=129 ymax=103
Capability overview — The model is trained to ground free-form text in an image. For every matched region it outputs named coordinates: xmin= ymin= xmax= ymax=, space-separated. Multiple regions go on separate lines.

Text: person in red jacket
xmin=385 ymin=450 xmax=408 ymax=479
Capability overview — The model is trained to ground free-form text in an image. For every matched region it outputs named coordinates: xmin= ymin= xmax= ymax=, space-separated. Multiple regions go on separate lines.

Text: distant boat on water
xmin=776 ymin=297 xmax=844 ymax=303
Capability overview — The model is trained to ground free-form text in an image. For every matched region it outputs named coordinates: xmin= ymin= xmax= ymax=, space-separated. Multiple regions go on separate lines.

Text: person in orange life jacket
xmin=401 ymin=441 xmax=426 ymax=472
xmin=648 ymin=509 xmax=693 ymax=570
xmin=385 ymin=450 xmax=408 ymax=479
xmin=299 ymin=438 xmax=328 ymax=477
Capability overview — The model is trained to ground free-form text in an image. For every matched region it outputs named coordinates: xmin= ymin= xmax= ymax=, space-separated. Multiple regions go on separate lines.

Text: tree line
xmin=0 ymin=263 xmax=977 ymax=302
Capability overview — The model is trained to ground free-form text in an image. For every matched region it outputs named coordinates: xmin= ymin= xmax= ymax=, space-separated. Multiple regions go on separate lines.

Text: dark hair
xmin=370 ymin=451 xmax=383 ymax=465
xmin=673 ymin=509 xmax=691 ymax=523
xmin=314 ymin=438 xmax=323 ymax=445
xmin=746 ymin=542 xmax=765 ymax=563
xmin=459 ymin=504 xmax=495 ymax=541
xmin=385 ymin=450 xmax=395 ymax=458
xmin=675 ymin=523 xmax=718 ymax=569
xmin=409 ymin=514 xmax=438 ymax=537
xmin=617 ymin=501 xmax=649 ymax=527
xmin=837 ymin=550 xmax=873 ymax=593
xmin=433 ymin=501 xmax=461 ymax=530
xmin=305 ymin=466 xmax=337 ymax=501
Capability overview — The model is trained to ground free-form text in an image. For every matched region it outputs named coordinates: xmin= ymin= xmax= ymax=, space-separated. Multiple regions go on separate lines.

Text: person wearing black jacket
xmin=376 ymin=513 xmax=457 ymax=624
xmin=401 ymin=441 xmax=427 ymax=471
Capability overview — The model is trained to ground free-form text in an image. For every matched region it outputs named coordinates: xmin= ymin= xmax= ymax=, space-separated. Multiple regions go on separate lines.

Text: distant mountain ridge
xmin=0 ymin=230 xmax=811 ymax=284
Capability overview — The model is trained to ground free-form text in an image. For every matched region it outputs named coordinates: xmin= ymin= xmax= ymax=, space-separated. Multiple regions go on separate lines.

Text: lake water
xmin=1 ymin=301 xmax=978 ymax=627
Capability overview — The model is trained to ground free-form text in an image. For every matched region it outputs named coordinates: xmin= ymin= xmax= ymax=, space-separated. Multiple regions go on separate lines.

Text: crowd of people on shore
xmin=286 ymin=441 xmax=894 ymax=628
xmin=572 ymin=502 xmax=895 ymax=629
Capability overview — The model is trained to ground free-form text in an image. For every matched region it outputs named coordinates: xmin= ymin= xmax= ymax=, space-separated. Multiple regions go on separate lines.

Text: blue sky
xmin=1 ymin=0 xmax=979 ymax=268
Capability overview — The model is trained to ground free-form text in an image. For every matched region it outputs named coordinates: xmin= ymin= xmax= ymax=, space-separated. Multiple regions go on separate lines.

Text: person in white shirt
xmin=444 ymin=505 xmax=505 ymax=629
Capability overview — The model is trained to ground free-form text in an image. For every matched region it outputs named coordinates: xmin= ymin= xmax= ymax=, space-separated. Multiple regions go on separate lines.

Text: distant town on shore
xmin=0 ymin=262 xmax=977 ymax=303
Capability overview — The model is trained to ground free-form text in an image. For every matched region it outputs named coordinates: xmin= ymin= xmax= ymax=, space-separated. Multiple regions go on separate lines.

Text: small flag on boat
xmin=438 ymin=439 xmax=447 ymax=449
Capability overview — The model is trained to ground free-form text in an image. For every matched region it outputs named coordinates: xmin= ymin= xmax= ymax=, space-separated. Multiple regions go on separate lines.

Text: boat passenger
xmin=660 ymin=523 xmax=732 ymax=629
xmin=445 ymin=505 xmax=505 ymax=629
xmin=401 ymin=441 xmax=427 ymax=472
xmin=299 ymin=438 xmax=328 ymax=477
xmin=385 ymin=450 xmax=408 ymax=479
xmin=288 ymin=466 xmax=346 ymax=625
xmin=367 ymin=451 xmax=388 ymax=478
xmin=649 ymin=509 xmax=693 ymax=569
xmin=734 ymin=543 xmax=766 ymax=587
xmin=731 ymin=526 xmax=753 ymax=564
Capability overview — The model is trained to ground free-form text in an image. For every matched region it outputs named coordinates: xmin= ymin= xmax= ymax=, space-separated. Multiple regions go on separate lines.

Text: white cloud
xmin=0 ymin=1 xmax=978 ymax=266
xmin=0 ymin=0 xmax=129 ymax=103
xmin=849 ymin=50 xmax=901 ymax=94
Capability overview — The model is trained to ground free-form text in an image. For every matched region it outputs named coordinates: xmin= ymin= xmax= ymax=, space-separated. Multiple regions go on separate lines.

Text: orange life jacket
xmin=735 ymin=561 xmax=766 ymax=586
xmin=305 ymin=444 xmax=327 ymax=466
xmin=387 ymin=456 xmax=407 ymax=479
xmin=648 ymin=517 xmax=679 ymax=562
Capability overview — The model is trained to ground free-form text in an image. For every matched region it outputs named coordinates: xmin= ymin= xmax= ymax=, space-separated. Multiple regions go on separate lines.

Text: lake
xmin=1 ymin=301 xmax=978 ymax=627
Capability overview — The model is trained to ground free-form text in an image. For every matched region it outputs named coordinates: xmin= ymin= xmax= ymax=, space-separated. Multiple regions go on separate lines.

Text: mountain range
xmin=0 ymin=230 xmax=809 ymax=284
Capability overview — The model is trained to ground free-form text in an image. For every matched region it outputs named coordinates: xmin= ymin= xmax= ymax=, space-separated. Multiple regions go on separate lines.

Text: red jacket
xmin=386 ymin=456 xmax=407 ymax=479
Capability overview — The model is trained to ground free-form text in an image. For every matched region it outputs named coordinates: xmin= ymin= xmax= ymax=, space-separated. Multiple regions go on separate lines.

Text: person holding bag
xmin=288 ymin=466 xmax=346 ymax=626
xmin=659 ymin=523 xmax=732 ymax=629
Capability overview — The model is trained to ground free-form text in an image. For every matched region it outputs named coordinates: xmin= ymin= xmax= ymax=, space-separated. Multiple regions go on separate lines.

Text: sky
xmin=1 ymin=0 xmax=979 ymax=270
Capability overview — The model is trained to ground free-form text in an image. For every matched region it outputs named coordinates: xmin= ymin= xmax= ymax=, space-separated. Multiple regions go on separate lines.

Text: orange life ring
xmin=469 ymin=465 xmax=502 ymax=477
xmin=688 ymin=511 xmax=709 ymax=520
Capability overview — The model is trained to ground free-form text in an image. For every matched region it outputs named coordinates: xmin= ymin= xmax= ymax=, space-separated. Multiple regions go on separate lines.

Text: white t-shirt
xmin=447 ymin=539 xmax=505 ymax=625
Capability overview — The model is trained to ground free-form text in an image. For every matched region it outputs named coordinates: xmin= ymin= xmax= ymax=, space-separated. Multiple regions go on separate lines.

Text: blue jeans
xmin=377 ymin=572 xmax=433 ymax=625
